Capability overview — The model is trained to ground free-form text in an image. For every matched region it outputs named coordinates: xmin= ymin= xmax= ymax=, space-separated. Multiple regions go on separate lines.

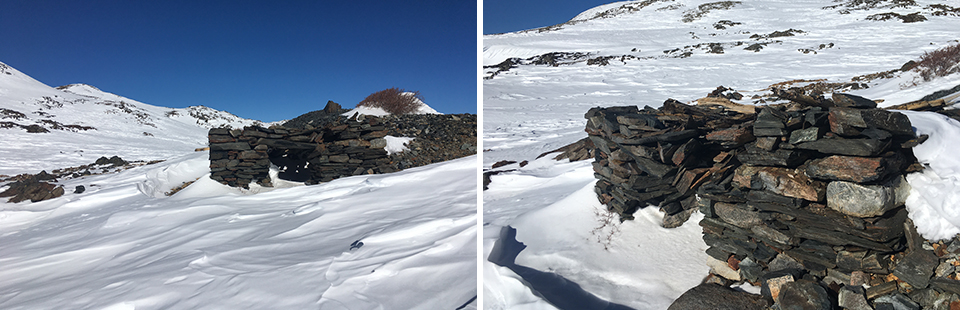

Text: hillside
xmin=483 ymin=0 xmax=960 ymax=309
xmin=0 ymin=61 xmax=263 ymax=176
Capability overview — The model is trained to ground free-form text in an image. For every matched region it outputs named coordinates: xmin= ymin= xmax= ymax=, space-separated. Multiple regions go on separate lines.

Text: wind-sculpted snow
xmin=0 ymin=153 xmax=477 ymax=309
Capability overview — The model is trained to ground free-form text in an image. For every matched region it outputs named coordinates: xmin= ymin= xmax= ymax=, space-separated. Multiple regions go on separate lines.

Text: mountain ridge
xmin=0 ymin=61 xmax=264 ymax=175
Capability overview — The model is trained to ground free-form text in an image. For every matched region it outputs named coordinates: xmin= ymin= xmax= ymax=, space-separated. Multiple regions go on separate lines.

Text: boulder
xmin=733 ymin=166 xmax=826 ymax=202
xmin=323 ymin=100 xmax=342 ymax=114
xmin=668 ymin=283 xmax=770 ymax=310
xmin=774 ymin=280 xmax=832 ymax=310
xmin=826 ymin=175 xmax=909 ymax=218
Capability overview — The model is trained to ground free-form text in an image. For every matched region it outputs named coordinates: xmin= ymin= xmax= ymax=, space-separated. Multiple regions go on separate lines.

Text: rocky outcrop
xmin=208 ymin=113 xmax=476 ymax=188
xmin=0 ymin=173 xmax=64 ymax=203
xmin=0 ymin=156 xmax=151 ymax=203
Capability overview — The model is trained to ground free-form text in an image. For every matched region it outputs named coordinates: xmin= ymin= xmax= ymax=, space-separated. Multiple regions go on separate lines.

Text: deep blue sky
xmin=0 ymin=1 xmax=476 ymax=122
xmin=483 ymin=0 xmax=611 ymax=34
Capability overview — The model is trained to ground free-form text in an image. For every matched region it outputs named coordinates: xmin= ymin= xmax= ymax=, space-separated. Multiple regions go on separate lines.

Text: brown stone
xmin=733 ymin=165 xmax=826 ymax=201
xmin=672 ymin=139 xmax=701 ymax=166
xmin=706 ymin=126 xmax=756 ymax=148
xmin=805 ymin=155 xmax=894 ymax=183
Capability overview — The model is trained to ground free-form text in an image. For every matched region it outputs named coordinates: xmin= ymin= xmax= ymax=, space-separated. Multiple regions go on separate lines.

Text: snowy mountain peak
xmin=0 ymin=61 xmax=264 ymax=175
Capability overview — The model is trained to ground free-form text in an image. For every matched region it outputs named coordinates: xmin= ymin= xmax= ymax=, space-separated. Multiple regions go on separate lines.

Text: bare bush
xmin=591 ymin=206 xmax=621 ymax=251
xmin=357 ymin=88 xmax=424 ymax=115
xmin=915 ymin=43 xmax=960 ymax=81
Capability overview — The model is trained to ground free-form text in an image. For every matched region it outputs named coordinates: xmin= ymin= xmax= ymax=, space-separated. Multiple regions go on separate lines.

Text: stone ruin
xmin=208 ymin=109 xmax=476 ymax=188
xmin=585 ymin=92 xmax=960 ymax=309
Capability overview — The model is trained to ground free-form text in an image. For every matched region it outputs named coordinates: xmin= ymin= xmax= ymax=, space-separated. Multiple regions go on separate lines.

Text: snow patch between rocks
xmin=383 ymin=135 xmax=414 ymax=155
xmin=901 ymin=110 xmax=960 ymax=240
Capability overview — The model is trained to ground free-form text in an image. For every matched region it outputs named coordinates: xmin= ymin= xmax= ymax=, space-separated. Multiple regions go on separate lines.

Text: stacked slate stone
xmin=209 ymin=113 xmax=477 ymax=188
xmin=381 ymin=113 xmax=478 ymax=170
xmin=700 ymin=95 xmax=923 ymax=287
xmin=208 ymin=127 xmax=281 ymax=188
xmin=208 ymin=116 xmax=394 ymax=188
xmin=585 ymin=99 xmax=753 ymax=222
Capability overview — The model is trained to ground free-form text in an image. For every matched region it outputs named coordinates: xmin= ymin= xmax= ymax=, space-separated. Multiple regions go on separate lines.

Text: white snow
xmin=899 ymin=110 xmax=960 ymax=240
xmin=383 ymin=135 xmax=415 ymax=155
xmin=343 ymin=105 xmax=392 ymax=117
xmin=484 ymin=0 xmax=960 ymax=308
xmin=0 ymin=153 xmax=478 ymax=309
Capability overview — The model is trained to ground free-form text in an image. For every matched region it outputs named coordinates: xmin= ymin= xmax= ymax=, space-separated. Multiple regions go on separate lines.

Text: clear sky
xmin=483 ymin=0 xmax=612 ymax=34
xmin=0 ymin=1 xmax=476 ymax=122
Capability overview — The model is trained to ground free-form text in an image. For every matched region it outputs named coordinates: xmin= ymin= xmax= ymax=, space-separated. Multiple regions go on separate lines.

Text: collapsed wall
xmin=584 ymin=94 xmax=960 ymax=307
xmin=208 ymin=113 xmax=476 ymax=188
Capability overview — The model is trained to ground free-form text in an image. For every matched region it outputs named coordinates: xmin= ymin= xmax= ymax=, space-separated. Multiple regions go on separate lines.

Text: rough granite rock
xmin=826 ymin=175 xmax=910 ymax=218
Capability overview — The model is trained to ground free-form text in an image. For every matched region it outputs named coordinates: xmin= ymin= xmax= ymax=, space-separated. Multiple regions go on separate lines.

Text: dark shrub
xmin=915 ymin=43 xmax=960 ymax=81
xmin=357 ymin=88 xmax=423 ymax=115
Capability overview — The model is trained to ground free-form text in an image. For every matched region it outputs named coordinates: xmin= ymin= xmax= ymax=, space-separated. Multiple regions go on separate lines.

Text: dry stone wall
xmin=585 ymin=94 xmax=960 ymax=308
xmin=208 ymin=113 xmax=476 ymax=188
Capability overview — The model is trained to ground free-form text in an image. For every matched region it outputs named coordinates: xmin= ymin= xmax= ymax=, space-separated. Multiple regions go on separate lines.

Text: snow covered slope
xmin=484 ymin=1 xmax=960 ymax=309
xmin=0 ymin=61 xmax=263 ymax=176
xmin=0 ymin=153 xmax=478 ymax=309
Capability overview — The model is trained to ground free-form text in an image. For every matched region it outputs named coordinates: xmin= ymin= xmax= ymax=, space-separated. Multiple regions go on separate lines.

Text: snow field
xmin=0 ymin=153 xmax=478 ymax=309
